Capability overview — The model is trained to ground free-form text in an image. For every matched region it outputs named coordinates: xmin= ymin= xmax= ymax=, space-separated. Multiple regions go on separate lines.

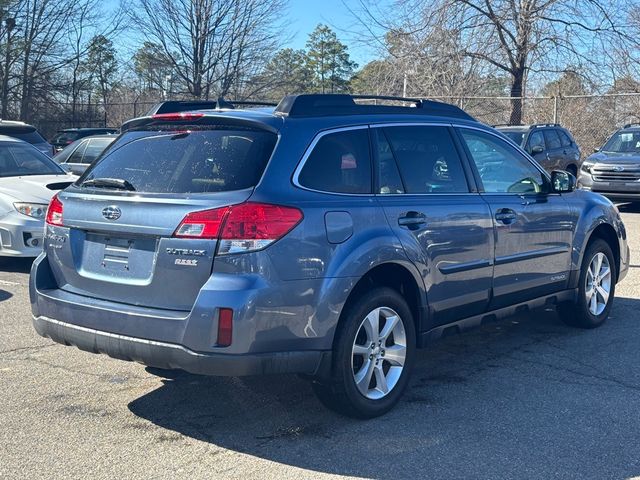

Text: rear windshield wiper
xmin=81 ymin=178 xmax=136 ymax=191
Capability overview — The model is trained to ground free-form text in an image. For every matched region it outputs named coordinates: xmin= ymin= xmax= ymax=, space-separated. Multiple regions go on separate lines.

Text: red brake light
xmin=152 ymin=112 xmax=205 ymax=121
xmin=45 ymin=194 xmax=63 ymax=226
xmin=174 ymin=207 xmax=230 ymax=238
xmin=173 ymin=202 xmax=303 ymax=254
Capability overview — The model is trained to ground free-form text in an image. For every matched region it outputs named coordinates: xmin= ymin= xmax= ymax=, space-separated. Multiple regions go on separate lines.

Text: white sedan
xmin=0 ymin=136 xmax=76 ymax=256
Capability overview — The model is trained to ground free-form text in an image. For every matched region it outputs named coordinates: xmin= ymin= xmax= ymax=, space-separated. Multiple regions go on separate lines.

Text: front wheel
xmin=312 ymin=287 xmax=416 ymax=419
xmin=559 ymin=239 xmax=616 ymax=328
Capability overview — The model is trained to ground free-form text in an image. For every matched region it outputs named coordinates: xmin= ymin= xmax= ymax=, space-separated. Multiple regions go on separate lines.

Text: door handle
xmin=398 ymin=212 xmax=427 ymax=230
xmin=495 ymin=208 xmax=517 ymax=224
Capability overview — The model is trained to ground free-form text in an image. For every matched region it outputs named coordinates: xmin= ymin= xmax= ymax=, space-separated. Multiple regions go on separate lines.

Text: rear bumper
xmin=33 ymin=315 xmax=329 ymax=376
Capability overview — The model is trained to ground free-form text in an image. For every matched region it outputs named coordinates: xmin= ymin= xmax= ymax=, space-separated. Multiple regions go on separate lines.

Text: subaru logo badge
xmin=102 ymin=206 xmax=121 ymax=221
xmin=613 ymin=166 xmax=625 ymax=172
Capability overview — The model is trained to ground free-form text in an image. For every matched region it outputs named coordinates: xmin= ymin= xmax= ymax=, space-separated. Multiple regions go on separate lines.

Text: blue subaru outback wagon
xmin=30 ymin=94 xmax=629 ymax=418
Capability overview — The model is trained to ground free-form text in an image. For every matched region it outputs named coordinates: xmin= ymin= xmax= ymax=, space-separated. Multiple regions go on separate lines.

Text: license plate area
xmin=78 ymin=232 xmax=158 ymax=284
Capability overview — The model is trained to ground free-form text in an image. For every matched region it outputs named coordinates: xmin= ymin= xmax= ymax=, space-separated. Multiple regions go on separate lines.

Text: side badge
xmin=175 ymin=258 xmax=198 ymax=267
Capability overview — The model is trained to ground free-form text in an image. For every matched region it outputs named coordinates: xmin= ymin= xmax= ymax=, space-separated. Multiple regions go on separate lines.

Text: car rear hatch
xmin=45 ymin=116 xmax=278 ymax=311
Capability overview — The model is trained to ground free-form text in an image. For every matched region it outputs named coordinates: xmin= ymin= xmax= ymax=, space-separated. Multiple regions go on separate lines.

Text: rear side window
xmin=80 ymin=126 xmax=277 ymax=194
xmin=67 ymin=140 xmax=88 ymax=164
xmin=543 ymin=129 xmax=562 ymax=150
xmin=298 ymin=128 xmax=372 ymax=194
xmin=559 ymin=130 xmax=573 ymax=147
xmin=381 ymin=126 xmax=469 ymax=193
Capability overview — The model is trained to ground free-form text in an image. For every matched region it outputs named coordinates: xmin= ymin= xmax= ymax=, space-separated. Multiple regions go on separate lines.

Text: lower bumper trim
xmin=33 ymin=315 xmax=330 ymax=377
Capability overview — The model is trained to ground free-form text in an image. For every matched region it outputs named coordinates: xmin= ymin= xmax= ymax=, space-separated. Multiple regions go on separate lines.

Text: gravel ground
xmin=2 ymin=204 xmax=640 ymax=480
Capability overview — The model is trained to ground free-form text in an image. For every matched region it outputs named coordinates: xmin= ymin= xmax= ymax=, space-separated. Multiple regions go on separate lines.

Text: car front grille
xmin=592 ymin=167 xmax=640 ymax=182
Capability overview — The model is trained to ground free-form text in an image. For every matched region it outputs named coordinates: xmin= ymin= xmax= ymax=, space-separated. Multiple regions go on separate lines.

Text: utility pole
xmin=1 ymin=17 xmax=15 ymax=118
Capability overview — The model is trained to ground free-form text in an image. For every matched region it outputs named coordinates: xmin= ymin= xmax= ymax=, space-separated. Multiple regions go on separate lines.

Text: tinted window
xmin=82 ymin=138 xmax=114 ymax=164
xmin=543 ymin=129 xmax=562 ymax=150
xmin=298 ymin=129 xmax=371 ymax=194
xmin=382 ymin=126 xmax=468 ymax=194
xmin=558 ymin=130 xmax=573 ymax=147
xmin=79 ymin=126 xmax=277 ymax=194
xmin=602 ymin=131 xmax=640 ymax=153
xmin=501 ymin=131 xmax=525 ymax=146
xmin=67 ymin=140 xmax=88 ymax=164
xmin=528 ymin=131 xmax=545 ymax=151
xmin=373 ymin=130 xmax=404 ymax=194
xmin=0 ymin=143 xmax=64 ymax=177
xmin=0 ymin=127 xmax=46 ymax=145
xmin=461 ymin=129 xmax=545 ymax=194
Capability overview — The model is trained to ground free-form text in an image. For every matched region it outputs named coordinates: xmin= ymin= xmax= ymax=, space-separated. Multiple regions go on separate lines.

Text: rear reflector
xmin=173 ymin=202 xmax=303 ymax=254
xmin=217 ymin=308 xmax=233 ymax=346
xmin=45 ymin=193 xmax=64 ymax=226
xmin=151 ymin=112 xmax=205 ymax=121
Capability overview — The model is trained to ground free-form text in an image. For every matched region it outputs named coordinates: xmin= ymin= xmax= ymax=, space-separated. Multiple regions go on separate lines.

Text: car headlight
xmin=581 ymin=162 xmax=595 ymax=173
xmin=14 ymin=202 xmax=48 ymax=219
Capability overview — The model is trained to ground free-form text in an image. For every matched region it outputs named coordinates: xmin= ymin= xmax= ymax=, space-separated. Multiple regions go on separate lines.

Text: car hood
xmin=586 ymin=151 xmax=640 ymax=168
xmin=0 ymin=174 xmax=77 ymax=203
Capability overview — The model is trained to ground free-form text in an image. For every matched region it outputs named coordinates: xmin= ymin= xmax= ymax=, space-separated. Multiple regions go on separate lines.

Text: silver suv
xmin=31 ymin=95 xmax=629 ymax=418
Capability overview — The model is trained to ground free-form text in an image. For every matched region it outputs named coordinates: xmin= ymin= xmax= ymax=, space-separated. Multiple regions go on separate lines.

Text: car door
xmin=526 ymin=130 xmax=549 ymax=168
xmin=373 ymin=125 xmax=494 ymax=327
xmin=558 ymin=129 xmax=581 ymax=173
xmin=543 ymin=128 xmax=564 ymax=170
xmin=457 ymin=127 xmax=576 ymax=310
xmin=64 ymin=138 xmax=89 ymax=175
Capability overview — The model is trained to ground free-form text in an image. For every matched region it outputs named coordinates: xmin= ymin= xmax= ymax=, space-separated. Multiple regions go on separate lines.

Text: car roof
xmin=121 ymin=94 xmax=482 ymax=134
xmin=58 ymin=127 xmax=117 ymax=132
xmin=495 ymin=123 xmax=563 ymax=131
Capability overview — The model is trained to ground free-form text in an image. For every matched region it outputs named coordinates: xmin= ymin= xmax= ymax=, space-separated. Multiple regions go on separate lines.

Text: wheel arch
xmin=585 ymin=222 xmax=620 ymax=281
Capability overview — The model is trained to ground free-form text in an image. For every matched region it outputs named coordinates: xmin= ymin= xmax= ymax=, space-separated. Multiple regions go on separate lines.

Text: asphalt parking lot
xmin=2 ymin=206 xmax=640 ymax=480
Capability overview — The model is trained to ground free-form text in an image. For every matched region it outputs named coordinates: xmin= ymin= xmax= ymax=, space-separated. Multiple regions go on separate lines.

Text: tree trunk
xmin=509 ymin=67 xmax=525 ymax=125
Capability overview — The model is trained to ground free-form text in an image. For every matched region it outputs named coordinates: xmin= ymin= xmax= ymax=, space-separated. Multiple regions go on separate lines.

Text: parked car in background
xmin=31 ymin=94 xmax=628 ymax=418
xmin=0 ymin=120 xmax=52 ymax=157
xmin=495 ymin=123 xmax=581 ymax=176
xmin=50 ymin=128 xmax=118 ymax=154
xmin=53 ymin=134 xmax=117 ymax=175
xmin=578 ymin=123 xmax=640 ymax=204
xmin=0 ymin=136 xmax=75 ymax=257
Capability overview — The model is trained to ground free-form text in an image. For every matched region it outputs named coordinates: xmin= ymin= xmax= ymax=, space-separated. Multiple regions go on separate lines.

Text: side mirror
xmin=531 ymin=145 xmax=544 ymax=154
xmin=551 ymin=170 xmax=576 ymax=193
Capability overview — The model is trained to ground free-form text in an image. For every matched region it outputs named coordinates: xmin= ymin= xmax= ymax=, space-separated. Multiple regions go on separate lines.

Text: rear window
xmin=78 ymin=126 xmax=277 ymax=194
xmin=52 ymin=132 xmax=80 ymax=144
xmin=0 ymin=143 xmax=64 ymax=177
xmin=0 ymin=127 xmax=46 ymax=145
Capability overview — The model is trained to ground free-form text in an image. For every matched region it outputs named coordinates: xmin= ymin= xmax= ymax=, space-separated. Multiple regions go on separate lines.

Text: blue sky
xmin=284 ymin=0 xmax=377 ymax=66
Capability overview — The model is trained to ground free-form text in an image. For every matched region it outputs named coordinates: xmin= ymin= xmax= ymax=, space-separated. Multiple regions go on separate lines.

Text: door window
xmin=298 ymin=128 xmax=372 ymax=194
xmin=528 ymin=131 xmax=545 ymax=151
xmin=380 ymin=126 xmax=469 ymax=194
xmin=67 ymin=140 xmax=88 ymax=164
xmin=460 ymin=129 xmax=546 ymax=194
xmin=543 ymin=129 xmax=562 ymax=150
xmin=372 ymin=129 xmax=404 ymax=194
xmin=81 ymin=138 xmax=114 ymax=164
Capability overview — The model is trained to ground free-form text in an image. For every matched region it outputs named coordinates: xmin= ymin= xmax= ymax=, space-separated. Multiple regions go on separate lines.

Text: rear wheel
xmin=559 ymin=239 xmax=616 ymax=328
xmin=312 ymin=287 xmax=416 ymax=418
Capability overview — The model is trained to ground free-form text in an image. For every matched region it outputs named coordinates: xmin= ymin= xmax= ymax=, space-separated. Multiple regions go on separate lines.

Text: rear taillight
xmin=45 ymin=194 xmax=63 ymax=226
xmin=173 ymin=202 xmax=303 ymax=254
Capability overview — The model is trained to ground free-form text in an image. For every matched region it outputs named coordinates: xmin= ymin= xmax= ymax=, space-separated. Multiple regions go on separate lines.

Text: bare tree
xmin=353 ymin=0 xmax=637 ymax=123
xmin=131 ymin=0 xmax=287 ymax=99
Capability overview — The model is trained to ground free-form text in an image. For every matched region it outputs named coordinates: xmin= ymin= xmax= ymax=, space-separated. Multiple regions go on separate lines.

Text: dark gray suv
xmin=496 ymin=124 xmax=581 ymax=176
xmin=579 ymin=123 xmax=640 ymax=204
xmin=30 ymin=95 xmax=629 ymax=418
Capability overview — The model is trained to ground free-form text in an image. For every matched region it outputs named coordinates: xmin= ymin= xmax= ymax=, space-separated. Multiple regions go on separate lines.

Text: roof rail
xmin=216 ymin=97 xmax=278 ymax=109
xmin=493 ymin=123 xmax=525 ymax=127
xmin=623 ymin=122 xmax=640 ymax=129
xmin=529 ymin=123 xmax=560 ymax=129
xmin=274 ymin=94 xmax=476 ymax=121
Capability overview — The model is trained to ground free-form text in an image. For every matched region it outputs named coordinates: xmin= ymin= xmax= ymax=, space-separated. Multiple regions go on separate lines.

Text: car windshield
xmin=77 ymin=125 xmax=277 ymax=193
xmin=0 ymin=127 xmax=46 ymax=145
xmin=0 ymin=142 xmax=65 ymax=177
xmin=501 ymin=131 xmax=526 ymax=146
xmin=602 ymin=131 xmax=640 ymax=154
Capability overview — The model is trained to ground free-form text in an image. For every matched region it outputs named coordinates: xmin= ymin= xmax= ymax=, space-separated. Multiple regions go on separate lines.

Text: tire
xmin=312 ymin=287 xmax=416 ymax=419
xmin=558 ymin=238 xmax=616 ymax=329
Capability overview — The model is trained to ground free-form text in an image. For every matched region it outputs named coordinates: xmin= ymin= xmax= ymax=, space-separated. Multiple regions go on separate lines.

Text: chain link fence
xmin=29 ymin=93 xmax=640 ymax=158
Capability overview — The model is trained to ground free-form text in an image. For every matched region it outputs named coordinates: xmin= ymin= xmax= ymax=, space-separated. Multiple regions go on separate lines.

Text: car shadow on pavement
xmin=128 ymin=298 xmax=640 ymax=479
xmin=0 ymin=289 xmax=12 ymax=302
xmin=0 ymin=257 xmax=33 ymax=274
